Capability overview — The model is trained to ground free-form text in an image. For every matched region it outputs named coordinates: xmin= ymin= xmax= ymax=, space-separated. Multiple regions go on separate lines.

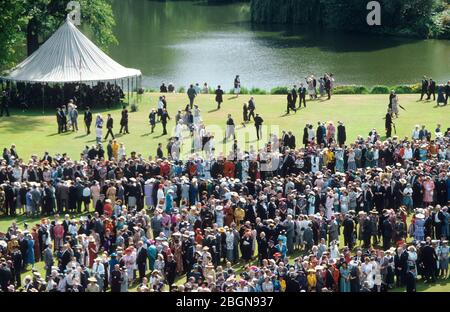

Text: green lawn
xmin=0 ymin=92 xmax=448 ymax=159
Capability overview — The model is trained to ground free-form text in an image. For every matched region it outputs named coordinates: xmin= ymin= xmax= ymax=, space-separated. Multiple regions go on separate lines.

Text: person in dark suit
xmin=136 ymin=241 xmax=148 ymax=282
xmin=291 ymin=85 xmax=298 ymax=107
xmin=405 ymin=270 xmax=416 ymax=292
xmin=286 ymin=92 xmax=297 ymax=114
xmin=187 ymin=84 xmax=197 ymax=109
xmin=325 ymin=75 xmax=332 ymax=99
xmin=119 ymin=106 xmax=129 ymax=134
xmin=0 ymin=90 xmax=11 ymax=117
xmin=382 ymin=218 xmax=393 ymax=251
xmin=84 ymin=106 xmax=92 ymax=135
xmin=149 ymin=108 xmax=157 ymax=133
xmin=110 ymin=264 xmax=122 ymax=292
xmin=56 ymin=108 xmax=64 ymax=134
xmin=420 ymin=76 xmax=429 ymax=100
xmin=248 ymin=97 xmax=256 ymax=121
xmin=427 ymin=78 xmax=436 ymax=100
xmin=385 ymin=109 xmax=393 ymax=138
xmin=287 ymin=131 xmax=296 ymax=149
xmin=419 ymin=242 xmax=438 ymax=283
xmin=165 ymin=254 xmax=177 ymax=286
xmin=298 ymin=83 xmax=307 ymax=108
xmin=337 ymin=121 xmax=346 ymax=146
xmin=254 ymin=113 xmax=264 ymax=141
xmin=11 ymin=245 xmax=22 ymax=287
xmin=343 ymin=214 xmax=355 ymax=249
xmin=104 ymin=114 xmax=114 ymax=140
xmin=106 ymin=140 xmax=113 ymax=160
xmin=445 ymin=80 xmax=450 ymax=104
xmin=156 ymin=143 xmax=163 ymax=159
xmin=59 ymin=244 xmax=72 ymax=272
xmin=394 ymin=246 xmax=408 ymax=287
xmin=302 ymin=125 xmax=309 ymax=148
xmin=160 ymin=109 xmax=171 ymax=135
xmin=215 ymin=85 xmax=224 ymax=109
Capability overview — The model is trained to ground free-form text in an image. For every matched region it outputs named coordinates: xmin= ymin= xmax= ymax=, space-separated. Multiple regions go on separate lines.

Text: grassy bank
xmin=0 ymin=93 xmax=448 ymax=160
xmin=144 ymin=84 xmax=429 ymax=96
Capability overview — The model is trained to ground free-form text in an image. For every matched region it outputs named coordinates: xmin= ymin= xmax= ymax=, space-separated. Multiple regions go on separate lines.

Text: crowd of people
xmin=0 ymin=114 xmax=449 ymax=292
xmin=0 ymin=81 xmax=125 ymax=113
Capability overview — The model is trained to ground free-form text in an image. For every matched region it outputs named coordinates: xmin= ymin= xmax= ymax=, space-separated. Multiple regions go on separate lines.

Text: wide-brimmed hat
xmin=88 ymin=277 xmax=97 ymax=283
xmin=415 ymin=213 xmax=425 ymax=219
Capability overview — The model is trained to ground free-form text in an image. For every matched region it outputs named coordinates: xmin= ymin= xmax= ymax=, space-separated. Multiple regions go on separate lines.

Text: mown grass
xmin=0 ymin=92 xmax=448 ymax=160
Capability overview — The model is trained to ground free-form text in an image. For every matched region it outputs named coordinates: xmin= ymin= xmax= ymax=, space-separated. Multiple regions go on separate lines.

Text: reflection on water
xmin=109 ymin=0 xmax=450 ymax=89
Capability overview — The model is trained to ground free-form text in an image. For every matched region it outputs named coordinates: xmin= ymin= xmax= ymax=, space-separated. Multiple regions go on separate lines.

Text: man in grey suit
xmin=30 ymin=184 xmax=42 ymax=216
xmin=56 ymin=181 xmax=69 ymax=213
xmin=43 ymin=242 xmax=54 ymax=278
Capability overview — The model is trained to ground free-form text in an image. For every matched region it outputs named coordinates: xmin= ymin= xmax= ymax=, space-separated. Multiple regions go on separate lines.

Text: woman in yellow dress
xmin=307 ymin=268 xmax=317 ymax=292
xmin=234 ymin=206 xmax=245 ymax=227
xmin=112 ymin=139 xmax=119 ymax=160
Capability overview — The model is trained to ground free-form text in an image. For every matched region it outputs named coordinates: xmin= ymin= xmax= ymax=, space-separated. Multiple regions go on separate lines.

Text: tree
xmin=0 ymin=0 xmax=117 ymax=70
xmin=24 ymin=0 xmax=117 ymax=55
xmin=0 ymin=0 xmax=28 ymax=69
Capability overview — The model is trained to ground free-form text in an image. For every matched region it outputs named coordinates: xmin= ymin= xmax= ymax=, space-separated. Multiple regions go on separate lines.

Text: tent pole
xmin=42 ymin=84 xmax=45 ymax=115
xmin=127 ymin=78 xmax=130 ymax=106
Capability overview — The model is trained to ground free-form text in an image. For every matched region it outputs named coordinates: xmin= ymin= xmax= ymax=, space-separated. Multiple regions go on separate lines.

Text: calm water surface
xmin=110 ymin=0 xmax=450 ymax=90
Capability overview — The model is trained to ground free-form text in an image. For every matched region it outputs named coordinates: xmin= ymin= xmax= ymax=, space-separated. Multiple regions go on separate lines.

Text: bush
xmin=370 ymin=85 xmax=390 ymax=94
xmin=393 ymin=84 xmax=421 ymax=94
xmin=249 ymin=87 xmax=267 ymax=95
xmin=228 ymin=86 xmax=249 ymax=94
xmin=270 ymin=86 xmax=289 ymax=94
xmin=177 ymin=86 xmax=186 ymax=93
xmin=333 ymin=85 xmax=369 ymax=95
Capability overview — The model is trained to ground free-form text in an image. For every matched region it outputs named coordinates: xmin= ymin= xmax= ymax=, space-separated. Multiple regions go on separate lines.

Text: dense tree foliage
xmin=250 ymin=0 xmax=450 ymax=38
xmin=0 ymin=0 xmax=117 ymax=70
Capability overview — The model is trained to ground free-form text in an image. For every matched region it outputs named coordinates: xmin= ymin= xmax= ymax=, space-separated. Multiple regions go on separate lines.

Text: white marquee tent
xmin=1 ymin=17 xmax=141 ymax=83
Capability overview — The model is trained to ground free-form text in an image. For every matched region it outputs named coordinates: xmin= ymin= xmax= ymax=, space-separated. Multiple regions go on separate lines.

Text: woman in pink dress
xmin=326 ymin=122 xmax=335 ymax=145
xmin=422 ymin=176 xmax=435 ymax=206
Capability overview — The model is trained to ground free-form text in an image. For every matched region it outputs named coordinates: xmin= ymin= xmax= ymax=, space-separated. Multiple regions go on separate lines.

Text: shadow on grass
xmin=0 ymin=116 xmax=44 ymax=133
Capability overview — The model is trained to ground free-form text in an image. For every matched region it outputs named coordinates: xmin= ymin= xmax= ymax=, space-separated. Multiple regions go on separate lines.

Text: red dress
xmin=31 ymin=231 xmax=40 ymax=262
xmin=223 ymin=161 xmax=235 ymax=178
xmin=88 ymin=241 xmax=97 ymax=268
xmin=224 ymin=206 xmax=234 ymax=227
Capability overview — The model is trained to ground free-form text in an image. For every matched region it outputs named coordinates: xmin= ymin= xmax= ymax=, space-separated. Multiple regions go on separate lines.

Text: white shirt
xmin=92 ymin=262 xmax=105 ymax=275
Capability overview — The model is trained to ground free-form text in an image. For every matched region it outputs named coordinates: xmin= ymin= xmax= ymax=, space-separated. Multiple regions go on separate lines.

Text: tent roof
xmin=1 ymin=17 xmax=141 ymax=84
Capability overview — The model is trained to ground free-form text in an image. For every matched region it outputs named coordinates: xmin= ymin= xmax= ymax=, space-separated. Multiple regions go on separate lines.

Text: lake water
xmin=110 ymin=0 xmax=450 ymax=90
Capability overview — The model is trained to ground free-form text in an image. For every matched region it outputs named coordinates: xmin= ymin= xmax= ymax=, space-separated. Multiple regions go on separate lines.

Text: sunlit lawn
xmin=0 ymin=93 xmax=447 ymax=160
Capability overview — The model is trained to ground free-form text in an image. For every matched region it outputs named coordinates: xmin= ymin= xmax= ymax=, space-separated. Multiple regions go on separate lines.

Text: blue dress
xmin=339 ymin=267 xmax=351 ymax=292
xmin=414 ymin=219 xmax=425 ymax=241
xmin=147 ymin=245 xmax=157 ymax=271
xmin=26 ymin=238 xmax=35 ymax=266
